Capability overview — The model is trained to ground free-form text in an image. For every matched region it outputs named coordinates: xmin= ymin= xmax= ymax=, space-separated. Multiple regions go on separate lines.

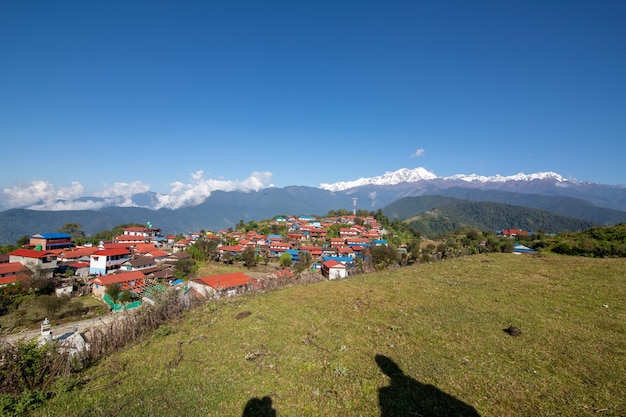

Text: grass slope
xmin=37 ymin=254 xmax=625 ymax=417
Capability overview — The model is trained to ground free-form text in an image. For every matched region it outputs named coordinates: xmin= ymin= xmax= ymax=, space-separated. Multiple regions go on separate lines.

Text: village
xmin=0 ymin=213 xmax=394 ymax=317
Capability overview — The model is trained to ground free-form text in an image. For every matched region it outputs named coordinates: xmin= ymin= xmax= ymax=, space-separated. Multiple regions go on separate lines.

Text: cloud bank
xmin=154 ymin=170 xmax=272 ymax=210
xmin=1 ymin=171 xmax=273 ymax=211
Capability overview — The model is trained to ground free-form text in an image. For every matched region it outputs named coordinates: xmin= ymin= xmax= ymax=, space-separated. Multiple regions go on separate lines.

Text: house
xmin=321 ymin=260 xmax=347 ymax=280
xmin=114 ymin=234 xmax=147 ymax=244
xmin=122 ymin=226 xmax=162 ymax=241
xmin=0 ymin=262 xmax=31 ymax=287
xmin=218 ymin=244 xmax=244 ymax=257
xmin=268 ymin=241 xmax=291 ymax=257
xmin=121 ymin=256 xmax=157 ymax=272
xmin=68 ymin=262 xmax=90 ymax=278
xmin=9 ymin=249 xmax=58 ymax=277
xmin=89 ymin=248 xmax=131 ymax=275
xmin=189 ymin=272 xmax=259 ymax=298
xmin=29 ymin=233 xmax=74 ymax=250
xmin=58 ymin=247 xmax=99 ymax=263
xmin=145 ymin=250 xmax=169 ymax=263
xmin=91 ymin=270 xmax=146 ymax=300
xmin=339 ymin=228 xmax=359 ymax=238
xmin=497 ymin=229 xmax=530 ymax=238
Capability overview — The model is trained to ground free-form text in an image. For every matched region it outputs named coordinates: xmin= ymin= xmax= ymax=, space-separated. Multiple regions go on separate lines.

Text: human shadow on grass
xmin=242 ymin=395 xmax=276 ymax=417
xmin=376 ymin=354 xmax=480 ymax=417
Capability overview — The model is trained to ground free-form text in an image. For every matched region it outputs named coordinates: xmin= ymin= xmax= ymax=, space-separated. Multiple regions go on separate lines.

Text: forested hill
xmin=384 ymin=196 xmax=597 ymax=237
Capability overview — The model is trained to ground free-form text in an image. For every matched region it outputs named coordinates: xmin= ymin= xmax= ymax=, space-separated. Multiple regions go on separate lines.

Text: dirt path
xmin=1 ymin=314 xmax=117 ymax=345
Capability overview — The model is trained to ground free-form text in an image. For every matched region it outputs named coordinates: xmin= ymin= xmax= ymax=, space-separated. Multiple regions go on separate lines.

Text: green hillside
xmin=384 ymin=196 xmax=597 ymax=238
xmin=32 ymin=254 xmax=626 ymax=417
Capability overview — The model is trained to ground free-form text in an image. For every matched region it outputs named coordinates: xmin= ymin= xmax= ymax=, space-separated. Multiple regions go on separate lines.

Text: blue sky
xmin=1 ymin=1 xmax=625 ymax=210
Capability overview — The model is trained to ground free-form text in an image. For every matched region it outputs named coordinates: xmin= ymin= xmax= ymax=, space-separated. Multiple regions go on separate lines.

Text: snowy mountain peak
xmin=319 ymin=168 xmax=568 ymax=191
xmin=319 ymin=167 xmax=438 ymax=191
xmin=446 ymin=171 xmax=567 ymax=183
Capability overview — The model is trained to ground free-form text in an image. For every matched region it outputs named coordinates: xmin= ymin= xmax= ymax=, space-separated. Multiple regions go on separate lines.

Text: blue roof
xmin=513 ymin=243 xmax=536 ymax=253
xmin=31 ymin=233 xmax=72 ymax=239
xmin=322 ymin=256 xmax=353 ymax=263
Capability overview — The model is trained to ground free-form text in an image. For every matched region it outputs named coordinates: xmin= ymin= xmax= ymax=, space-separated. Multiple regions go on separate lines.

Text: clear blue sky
xmin=1 ymin=1 xmax=625 ymax=209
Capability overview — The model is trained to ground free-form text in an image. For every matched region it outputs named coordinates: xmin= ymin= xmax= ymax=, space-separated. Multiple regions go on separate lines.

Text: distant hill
xmin=1 ymin=180 xmax=624 ymax=245
xmin=384 ymin=196 xmax=597 ymax=238
xmin=0 ymin=187 xmax=355 ymax=245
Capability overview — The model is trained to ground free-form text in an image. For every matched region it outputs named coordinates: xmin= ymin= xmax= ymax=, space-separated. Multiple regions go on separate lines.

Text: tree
xmin=194 ymin=237 xmax=219 ymax=262
xmin=295 ymin=251 xmax=313 ymax=273
xmin=174 ymin=258 xmax=196 ymax=279
xmin=17 ymin=235 xmax=29 ymax=246
xmin=118 ymin=290 xmax=133 ymax=304
xmin=278 ymin=253 xmax=292 ymax=268
xmin=57 ymin=223 xmax=85 ymax=239
xmin=39 ymin=295 xmax=64 ymax=319
xmin=370 ymin=244 xmax=400 ymax=270
xmin=105 ymin=283 xmax=121 ymax=302
xmin=241 ymin=247 xmax=257 ymax=268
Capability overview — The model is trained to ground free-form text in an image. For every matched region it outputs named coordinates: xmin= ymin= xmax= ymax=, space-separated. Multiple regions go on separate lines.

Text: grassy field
xmin=35 ymin=254 xmax=625 ymax=416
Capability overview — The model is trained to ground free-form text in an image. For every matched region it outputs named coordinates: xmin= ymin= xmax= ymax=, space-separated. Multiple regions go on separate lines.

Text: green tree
xmin=279 ymin=252 xmax=292 ymax=268
xmin=38 ymin=295 xmax=64 ymax=319
xmin=241 ymin=247 xmax=257 ymax=268
xmin=295 ymin=251 xmax=313 ymax=273
xmin=57 ymin=223 xmax=85 ymax=239
xmin=118 ymin=290 xmax=133 ymax=304
xmin=370 ymin=244 xmax=400 ymax=270
xmin=174 ymin=258 xmax=197 ymax=279
xmin=105 ymin=283 xmax=121 ymax=302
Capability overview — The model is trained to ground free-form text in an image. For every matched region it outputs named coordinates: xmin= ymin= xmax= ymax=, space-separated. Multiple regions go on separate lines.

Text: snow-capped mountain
xmin=319 ymin=167 xmax=568 ymax=192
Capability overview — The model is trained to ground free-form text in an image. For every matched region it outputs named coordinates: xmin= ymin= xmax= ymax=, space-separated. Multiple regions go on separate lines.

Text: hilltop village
xmin=0 ymin=214 xmax=403 ymax=313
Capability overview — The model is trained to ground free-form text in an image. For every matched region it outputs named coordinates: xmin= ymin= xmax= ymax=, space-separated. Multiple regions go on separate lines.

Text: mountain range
xmin=0 ymin=168 xmax=625 ymax=245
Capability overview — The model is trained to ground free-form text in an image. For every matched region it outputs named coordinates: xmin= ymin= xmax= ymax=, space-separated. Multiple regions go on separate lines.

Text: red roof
xmin=323 ymin=260 xmax=345 ymax=268
xmin=60 ymin=247 xmax=99 ymax=258
xmin=0 ymin=262 xmax=30 ymax=275
xmin=192 ymin=272 xmax=256 ymax=290
xmin=147 ymin=250 xmax=169 ymax=258
xmin=0 ymin=274 xmax=29 ymax=285
xmin=219 ymin=245 xmax=243 ymax=253
xmin=9 ymin=249 xmax=54 ymax=259
xmin=69 ymin=262 xmax=90 ymax=268
xmin=92 ymin=248 xmax=131 ymax=257
xmin=91 ymin=270 xmax=145 ymax=285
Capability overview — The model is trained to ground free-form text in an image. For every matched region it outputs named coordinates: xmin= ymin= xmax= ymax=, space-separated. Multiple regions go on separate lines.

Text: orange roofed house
xmin=91 ymin=271 xmax=146 ymax=300
xmin=0 ymin=262 xmax=31 ymax=287
xmin=189 ymin=272 xmax=260 ymax=299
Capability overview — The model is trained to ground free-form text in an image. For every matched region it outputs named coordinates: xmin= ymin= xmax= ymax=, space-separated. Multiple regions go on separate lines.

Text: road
xmin=1 ymin=314 xmax=117 ymax=345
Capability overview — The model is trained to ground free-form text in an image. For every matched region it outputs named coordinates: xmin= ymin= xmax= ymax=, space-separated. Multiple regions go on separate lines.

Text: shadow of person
xmin=242 ymin=395 xmax=276 ymax=417
xmin=376 ymin=354 xmax=480 ymax=417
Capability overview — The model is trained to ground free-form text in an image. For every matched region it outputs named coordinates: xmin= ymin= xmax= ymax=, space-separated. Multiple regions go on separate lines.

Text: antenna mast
xmin=352 ymin=197 xmax=357 ymax=216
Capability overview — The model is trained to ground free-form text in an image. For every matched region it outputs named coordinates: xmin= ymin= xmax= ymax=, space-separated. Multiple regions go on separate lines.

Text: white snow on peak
xmin=319 ymin=167 xmax=438 ymax=191
xmin=446 ymin=171 xmax=567 ymax=183
xmin=319 ymin=168 xmax=568 ymax=191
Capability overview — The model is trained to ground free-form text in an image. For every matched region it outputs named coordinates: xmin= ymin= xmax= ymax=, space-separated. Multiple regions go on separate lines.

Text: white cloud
xmin=95 ymin=181 xmax=151 ymax=198
xmin=411 ymin=148 xmax=426 ymax=158
xmin=27 ymin=199 xmax=109 ymax=211
xmin=2 ymin=180 xmax=85 ymax=209
xmin=1 ymin=171 xmax=273 ymax=211
xmin=154 ymin=170 xmax=273 ymax=209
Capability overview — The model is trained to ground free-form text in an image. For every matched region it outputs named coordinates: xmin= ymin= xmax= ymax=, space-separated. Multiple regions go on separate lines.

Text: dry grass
xmin=35 ymin=254 xmax=625 ymax=416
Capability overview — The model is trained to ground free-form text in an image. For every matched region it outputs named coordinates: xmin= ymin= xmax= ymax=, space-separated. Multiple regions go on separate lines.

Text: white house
xmin=89 ymin=248 xmax=131 ymax=275
xmin=321 ymin=260 xmax=348 ymax=280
